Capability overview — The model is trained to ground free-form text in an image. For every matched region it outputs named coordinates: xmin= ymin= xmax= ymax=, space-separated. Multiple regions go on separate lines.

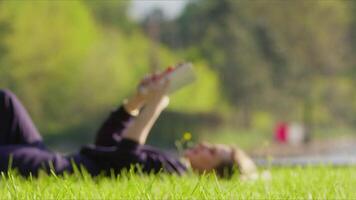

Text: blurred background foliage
xmin=0 ymin=0 xmax=355 ymax=151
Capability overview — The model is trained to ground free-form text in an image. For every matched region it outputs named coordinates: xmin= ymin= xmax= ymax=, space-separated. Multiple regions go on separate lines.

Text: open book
xmin=166 ymin=62 xmax=196 ymax=94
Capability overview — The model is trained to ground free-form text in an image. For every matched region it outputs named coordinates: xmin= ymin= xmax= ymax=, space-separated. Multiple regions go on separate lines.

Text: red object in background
xmin=166 ymin=66 xmax=174 ymax=73
xmin=275 ymin=122 xmax=288 ymax=143
xmin=159 ymin=66 xmax=175 ymax=79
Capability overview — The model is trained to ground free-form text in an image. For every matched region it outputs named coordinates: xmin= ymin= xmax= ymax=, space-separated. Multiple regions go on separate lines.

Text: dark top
xmin=0 ymin=105 xmax=187 ymax=176
xmin=79 ymin=138 xmax=187 ymax=176
xmin=77 ymin=106 xmax=187 ymax=176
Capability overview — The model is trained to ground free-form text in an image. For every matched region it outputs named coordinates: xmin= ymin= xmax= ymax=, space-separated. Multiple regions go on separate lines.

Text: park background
xmin=0 ymin=0 xmax=355 ymax=157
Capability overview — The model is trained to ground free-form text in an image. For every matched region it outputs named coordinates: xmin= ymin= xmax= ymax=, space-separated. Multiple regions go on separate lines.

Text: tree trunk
xmin=241 ymin=103 xmax=252 ymax=129
xmin=303 ymin=97 xmax=313 ymax=143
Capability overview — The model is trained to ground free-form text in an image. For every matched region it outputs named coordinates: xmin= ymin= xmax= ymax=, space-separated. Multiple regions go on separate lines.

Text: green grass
xmin=1 ymin=166 xmax=355 ymax=199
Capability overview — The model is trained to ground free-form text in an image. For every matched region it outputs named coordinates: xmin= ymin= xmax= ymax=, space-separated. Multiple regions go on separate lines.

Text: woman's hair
xmin=214 ymin=146 xmax=257 ymax=179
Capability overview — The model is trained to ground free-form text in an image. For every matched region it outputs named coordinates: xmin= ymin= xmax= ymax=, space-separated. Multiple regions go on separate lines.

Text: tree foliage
xmin=158 ymin=0 xmax=355 ymax=128
xmin=0 ymin=0 xmax=221 ymax=137
xmin=0 ymin=0 xmax=355 ymax=142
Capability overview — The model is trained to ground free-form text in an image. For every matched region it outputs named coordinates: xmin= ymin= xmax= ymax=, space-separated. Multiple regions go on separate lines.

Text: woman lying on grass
xmin=0 ymin=68 xmax=256 ymax=179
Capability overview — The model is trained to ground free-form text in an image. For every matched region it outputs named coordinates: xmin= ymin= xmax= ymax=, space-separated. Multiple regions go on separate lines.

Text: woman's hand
xmin=121 ymin=70 xmax=171 ymax=145
xmin=124 ymin=69 xmax=171 ymax=116
xmin=137 ymin=70 xmax=170 ymax=105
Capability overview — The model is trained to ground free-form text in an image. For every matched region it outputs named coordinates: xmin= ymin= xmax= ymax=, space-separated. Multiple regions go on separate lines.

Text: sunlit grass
xmin=1 ymin=166 xmax=355 ymax=199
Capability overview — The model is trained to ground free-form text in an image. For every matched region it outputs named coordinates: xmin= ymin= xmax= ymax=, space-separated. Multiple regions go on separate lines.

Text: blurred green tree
xmin=159 ymin=0 xmax=354 ymax=130
xmin=0 ymin=0 xmax=222 ymax=143
xmin=0 ymin=1 xmax=97 ymax=131
xmin=84 ymin=0 xmax=133 ymax=32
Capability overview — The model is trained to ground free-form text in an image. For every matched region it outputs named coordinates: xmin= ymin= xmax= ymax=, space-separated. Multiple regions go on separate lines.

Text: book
xmin=166 ymin=62 xmax=196 ymax=94
xmin=138 ymin=62 xmax=196 ymax=95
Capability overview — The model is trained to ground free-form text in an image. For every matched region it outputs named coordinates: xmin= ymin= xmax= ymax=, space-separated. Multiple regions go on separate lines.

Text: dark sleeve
xmin=81 ymin=138 xmax=187 ymax=176
xmin=94 ymin=106 xmax=135 ymax=146
xmin=115 ymin=139 xmax=187 ymax=175
xmin=80 ymin=138 xmax=141 ymax=175
xmin=0 ymin=146 xmax=72 ymax=177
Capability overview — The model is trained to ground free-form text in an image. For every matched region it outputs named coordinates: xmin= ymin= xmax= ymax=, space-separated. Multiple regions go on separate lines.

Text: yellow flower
xmin=183 ymin=132 xmax=192 ymax=141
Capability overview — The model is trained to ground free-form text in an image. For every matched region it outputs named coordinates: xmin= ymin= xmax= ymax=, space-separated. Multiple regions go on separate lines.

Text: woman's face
xmin=184 ymin=142 xmax=232 ymax=173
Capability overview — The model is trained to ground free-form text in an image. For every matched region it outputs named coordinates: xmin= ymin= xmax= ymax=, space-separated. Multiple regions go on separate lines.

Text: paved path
xmin=254 ymin=137 xmax=356 ymax=166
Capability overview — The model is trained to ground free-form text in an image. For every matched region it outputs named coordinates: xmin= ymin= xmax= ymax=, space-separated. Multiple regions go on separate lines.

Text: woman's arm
xmin=122 ymin=93 xmax=146 ymax=116
xmin=94 ymin=85 xmax=146 ymax=146
xmin=121 ymin=78 xmax=169 ymax=145
xmin=94 ymin=105 xmax=136 ymax=146
xmin=121 ymin=96 xmax=168 ymax=145
xmin=123 ymin=71 xmax=168 ymax=116
xmin=94 ymin=71 xmax=170 ymax=146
